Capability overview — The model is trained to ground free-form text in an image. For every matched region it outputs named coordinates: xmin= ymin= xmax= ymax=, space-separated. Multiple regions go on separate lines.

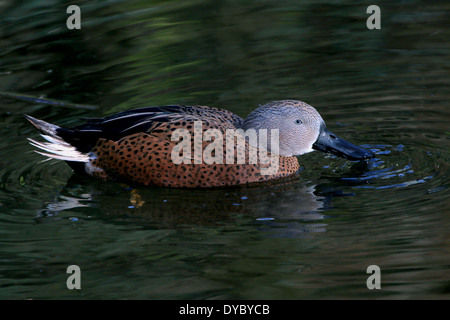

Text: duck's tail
xmin=25 ymin=115 xmax=89 ymax=163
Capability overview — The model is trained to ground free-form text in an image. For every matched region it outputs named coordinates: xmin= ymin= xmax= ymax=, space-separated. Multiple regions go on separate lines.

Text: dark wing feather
xmin=57 ymin=105 xmax=243 ymax=153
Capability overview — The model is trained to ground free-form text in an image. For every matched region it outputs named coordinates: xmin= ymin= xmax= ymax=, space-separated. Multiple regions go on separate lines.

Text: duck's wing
xmin=58 ymin=105 xmax=244 ymax=153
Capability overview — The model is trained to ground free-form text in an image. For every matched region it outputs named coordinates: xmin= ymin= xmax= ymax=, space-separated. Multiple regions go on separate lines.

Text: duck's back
xmin=57 ymin=105 xmax=242 ymax=151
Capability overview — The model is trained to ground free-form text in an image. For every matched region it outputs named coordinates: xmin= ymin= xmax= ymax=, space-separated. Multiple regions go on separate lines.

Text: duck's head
xmin=242 ymin=100 xmax=374 ymax=160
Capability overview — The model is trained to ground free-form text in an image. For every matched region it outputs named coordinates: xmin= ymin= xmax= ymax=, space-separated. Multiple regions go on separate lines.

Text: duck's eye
xmin=294 ymin=119 xmax=302 ymax=125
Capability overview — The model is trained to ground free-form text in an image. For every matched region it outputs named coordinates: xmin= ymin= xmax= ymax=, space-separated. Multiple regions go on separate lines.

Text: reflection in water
xmin=34 ymin=174 xmax=327 ymax=237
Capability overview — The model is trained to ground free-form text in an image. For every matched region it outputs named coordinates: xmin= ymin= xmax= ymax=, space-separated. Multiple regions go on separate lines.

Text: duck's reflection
xmin=35 ymin=174 xmax=333 ymax=237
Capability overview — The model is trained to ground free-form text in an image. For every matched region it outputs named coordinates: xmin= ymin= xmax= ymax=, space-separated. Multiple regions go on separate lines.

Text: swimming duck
xmin=25 ymin=100 xmax=374 ymax=188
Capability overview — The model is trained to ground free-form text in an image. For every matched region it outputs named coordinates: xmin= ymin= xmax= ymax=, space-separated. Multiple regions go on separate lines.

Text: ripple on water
xmin=333 ymin=143 xmax=448 ymax=193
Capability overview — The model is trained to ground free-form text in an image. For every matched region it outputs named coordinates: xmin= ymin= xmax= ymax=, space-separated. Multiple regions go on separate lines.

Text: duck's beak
xmin=312 ymin=125 xmax=375 ymax=160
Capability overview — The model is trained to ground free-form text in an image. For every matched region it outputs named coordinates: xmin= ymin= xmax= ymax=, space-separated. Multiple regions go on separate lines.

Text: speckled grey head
xmin=242 ymin=100 xmax=374 ymax=160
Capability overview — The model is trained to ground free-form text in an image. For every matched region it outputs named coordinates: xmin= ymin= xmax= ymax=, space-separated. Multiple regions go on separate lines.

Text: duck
xmin=25 ymin=100 xmax=374 ymax=188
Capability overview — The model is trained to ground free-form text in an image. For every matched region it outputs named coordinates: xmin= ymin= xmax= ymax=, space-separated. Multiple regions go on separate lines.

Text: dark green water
xmin=0 ymin=0 xmax=449 ymax=299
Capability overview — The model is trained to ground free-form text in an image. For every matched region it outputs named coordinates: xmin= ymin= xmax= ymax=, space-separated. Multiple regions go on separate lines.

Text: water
xmin=0 ymin=0 xmax=449 ymax=299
